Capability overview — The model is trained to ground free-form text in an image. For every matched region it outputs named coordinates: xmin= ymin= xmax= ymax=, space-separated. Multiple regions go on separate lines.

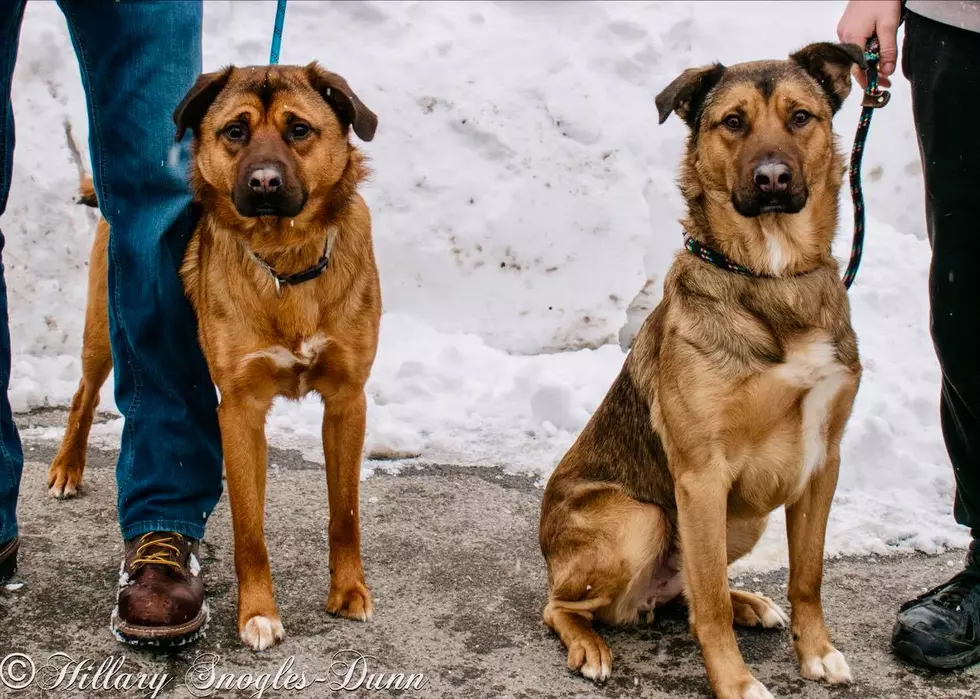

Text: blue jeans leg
xmin=0 ymin=0 xmax=26 ymax=546
xmin=57 ymin=0 xmax=222 ymax=540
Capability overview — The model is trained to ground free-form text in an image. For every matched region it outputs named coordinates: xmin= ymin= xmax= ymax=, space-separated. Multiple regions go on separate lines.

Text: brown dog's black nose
xmin=753 ymin=159 xmax=792 ymax=193
xmin=248 ymin=165 xmax=283 ymax=194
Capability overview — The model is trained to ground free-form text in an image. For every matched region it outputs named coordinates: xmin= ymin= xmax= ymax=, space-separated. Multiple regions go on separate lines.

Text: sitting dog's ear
xmin=655 ymin=63 xmax=726 ymax=128
xmin=173 ymin=67 xmax=234 ymax=141
xmin=790 ymin=42 xmax=867 ymax=113
xmin=306 ymin=63 xmax=378 ymax=142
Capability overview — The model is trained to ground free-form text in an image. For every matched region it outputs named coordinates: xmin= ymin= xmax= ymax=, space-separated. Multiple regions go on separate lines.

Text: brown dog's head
xmin=656 ymin=43 xmax=864 ymax=222
xmin=173 ymin=63 xmax=377 ymax=221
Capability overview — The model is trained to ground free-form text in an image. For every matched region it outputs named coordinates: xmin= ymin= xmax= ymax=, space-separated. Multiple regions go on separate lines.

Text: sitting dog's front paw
xmin=326 ymin=578 xmax=373 ymax=621
xmin=800 ymin=648 xmax=851 ymax=684
xmin=738 ymin=677 xmax=775 ymax=699
xmin=240 ymin=614 xmax=285 ymax=651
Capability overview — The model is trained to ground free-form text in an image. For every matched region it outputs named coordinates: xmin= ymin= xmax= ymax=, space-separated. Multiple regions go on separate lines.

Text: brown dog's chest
xmin=238 ymin=333 xmax=331 ymax=400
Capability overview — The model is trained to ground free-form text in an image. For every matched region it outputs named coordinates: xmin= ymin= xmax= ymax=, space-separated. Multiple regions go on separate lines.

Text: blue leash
xmin=843 ymin=37 xmax=890 ymax=290
xmin=269 ymin=0 xmax=287 ymax=65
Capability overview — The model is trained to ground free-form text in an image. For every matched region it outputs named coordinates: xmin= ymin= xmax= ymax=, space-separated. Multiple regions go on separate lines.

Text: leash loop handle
xmin=269 ymin=0 xmax=288 ymax=65
xmin=843 ymin=36 xmax=889 ymax=290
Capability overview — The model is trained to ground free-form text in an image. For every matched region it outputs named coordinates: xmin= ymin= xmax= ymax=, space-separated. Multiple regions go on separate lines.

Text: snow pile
xmin=3 ymin=1 xmax=969 ymax=565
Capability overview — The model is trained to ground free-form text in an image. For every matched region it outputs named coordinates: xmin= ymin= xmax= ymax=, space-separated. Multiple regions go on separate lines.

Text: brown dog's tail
xmin=63 ymin=119 xmax=99 ymax=208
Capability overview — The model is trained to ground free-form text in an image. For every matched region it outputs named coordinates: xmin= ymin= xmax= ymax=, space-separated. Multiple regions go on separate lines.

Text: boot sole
xmin=110 ymin=600 xmax=210 ymax=648
xmin=893 ymin=637 xmax=980 ymax=671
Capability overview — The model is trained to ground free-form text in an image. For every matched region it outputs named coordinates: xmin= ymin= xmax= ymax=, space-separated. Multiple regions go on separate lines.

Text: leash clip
xmin=861 ymin=90 xmax=891 ymax=108
xmin=861 ymin=37 xmax=891 ymax=109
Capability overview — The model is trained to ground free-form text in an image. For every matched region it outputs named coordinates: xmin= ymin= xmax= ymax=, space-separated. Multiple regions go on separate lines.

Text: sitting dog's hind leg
xmin=48 ymin=219 xmax=112 ymax=499
xmin=541 ymin=486 xmax=672 ymax=683
xmin=544 ymin=597 xmax=613 ymax=682
xmin=731 ymin=589 xmax=789 ymax=630
xmin=726 ymin=517 xmax=789 ymax=630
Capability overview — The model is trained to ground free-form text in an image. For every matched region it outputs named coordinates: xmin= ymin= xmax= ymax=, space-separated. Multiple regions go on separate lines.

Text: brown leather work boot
xmin=0 ymin=537 xmax=18 ymax=585
xmin=110 ymin=532 xmax=209 ymax=647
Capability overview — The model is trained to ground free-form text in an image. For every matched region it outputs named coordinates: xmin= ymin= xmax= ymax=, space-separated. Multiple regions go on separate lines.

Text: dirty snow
xmin=2 ymin=1 xmax=969 ymax=568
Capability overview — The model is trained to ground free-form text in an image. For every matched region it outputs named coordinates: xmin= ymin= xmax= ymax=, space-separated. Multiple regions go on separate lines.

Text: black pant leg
xmin=903 ymin=11 xmax=980 ymax=536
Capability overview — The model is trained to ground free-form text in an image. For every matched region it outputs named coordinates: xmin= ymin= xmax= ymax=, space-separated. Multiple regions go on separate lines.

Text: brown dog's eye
xmin=288 ymin=122 xmax=311 ymax=140
xmin=792 ymin=110 xmax=811 ymax=126
xmin=723 ymin=114 xmax=743 ymax=131
xmin=223 ymin=123 xmax=248 ymax=142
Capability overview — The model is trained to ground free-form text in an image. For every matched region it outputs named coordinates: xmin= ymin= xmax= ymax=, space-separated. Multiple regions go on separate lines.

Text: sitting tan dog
xmin=48 ymin=63 xmax=380 ymax=651
xmin=540 ymin=43 xmax=866 ymax=698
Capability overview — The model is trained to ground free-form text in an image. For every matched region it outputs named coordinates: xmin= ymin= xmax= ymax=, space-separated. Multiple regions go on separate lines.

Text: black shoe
xmin=892 ymin=542 xmax=980 ymax=670
xmin=0 ymin=537 xmax=18 ymax=586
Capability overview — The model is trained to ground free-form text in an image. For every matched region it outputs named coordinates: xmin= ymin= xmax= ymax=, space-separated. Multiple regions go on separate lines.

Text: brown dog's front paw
xmin=715 ymin=675 xmax=774 ymax=699
xmin=566 ymin=633 xmax=612 ymax=683
xmin=47 ymin=458 xmax=83 ymax=499
xmin=326 ymin=579 xmax=373 ymax=621
xmin=799 ymin=648 xmax=851 ymax=684
xmin=240 ymin=614 xmax=285 ymax=651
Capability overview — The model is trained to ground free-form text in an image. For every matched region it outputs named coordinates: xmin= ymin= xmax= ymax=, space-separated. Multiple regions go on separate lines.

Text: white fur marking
xmin=802 ymin=657 xmax=825 ymax=680
xmin=759 ymin=599 xmax=790 ymax=629
xmin=243 ymin=346 xmax=299 ymax=369
xmin=242 ymin=334 xmax=329 ymax=372
xmin=776 ymin=337 xmax=850 ymax=494
xmin=241 ymin=615 xmax=285 ymax=652
xmin=764 ymin=228 xmax=791 ymax=275
xmin=801 ymin=649 xmax=852 ymax=684
xmin=579 ymin=654 xmax=611 ymax=683
xmin=741 ymin=678 xmax=774 ymax=699
xmin=298 ymin=333 xmax=328 ymax=361
xmin=821 ymin=650 xmax=852 ymax=684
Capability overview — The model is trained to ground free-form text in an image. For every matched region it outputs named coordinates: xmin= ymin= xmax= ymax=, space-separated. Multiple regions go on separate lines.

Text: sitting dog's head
xmin=656 ymin=43 xmax=864 ymax=224
xmin=173 ymin=63 xmax=376 ymax=221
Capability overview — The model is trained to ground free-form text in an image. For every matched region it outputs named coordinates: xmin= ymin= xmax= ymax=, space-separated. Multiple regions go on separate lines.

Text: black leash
xmin=843 ymin=36 xmax=890 ymax=289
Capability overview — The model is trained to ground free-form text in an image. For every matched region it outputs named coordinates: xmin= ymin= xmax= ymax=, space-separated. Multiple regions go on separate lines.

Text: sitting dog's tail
xmin=63 ymin=119 xmax=98 ymax=208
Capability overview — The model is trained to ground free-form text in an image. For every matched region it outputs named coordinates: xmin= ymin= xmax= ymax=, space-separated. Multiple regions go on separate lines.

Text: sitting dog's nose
xmin=753 ymin=159 xmax=792 ymax=193
xmin=248 ymin=166 xmax=283 ymax=194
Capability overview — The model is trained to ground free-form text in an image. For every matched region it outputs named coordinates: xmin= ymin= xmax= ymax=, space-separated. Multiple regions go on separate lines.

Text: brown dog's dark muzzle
xmin=232 ymin=159 xmax=307 ymax=218
xmin=732 ymin=151 xmax=808 ymax=218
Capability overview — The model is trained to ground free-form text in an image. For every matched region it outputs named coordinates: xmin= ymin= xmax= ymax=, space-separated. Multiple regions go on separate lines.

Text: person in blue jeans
xmin=0 ymin=0 xmax=222 ymax=645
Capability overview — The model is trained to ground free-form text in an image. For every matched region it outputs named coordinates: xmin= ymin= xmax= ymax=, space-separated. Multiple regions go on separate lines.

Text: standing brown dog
xmin=539 ymin=43 xmax=866 ymax=698
xmin=47 ymin=63 xmax=380 ymax=651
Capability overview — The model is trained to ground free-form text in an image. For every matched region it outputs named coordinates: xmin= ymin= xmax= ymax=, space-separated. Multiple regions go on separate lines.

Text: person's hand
xmin=837 ymin=0 xmax=902 ymax=89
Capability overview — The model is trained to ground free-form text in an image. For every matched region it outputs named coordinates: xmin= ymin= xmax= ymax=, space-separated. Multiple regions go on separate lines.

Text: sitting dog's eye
xmin=289 ymin=122 xmax=311 ymax=140
xmin=792 ymin=110 xmax=811 ymax=126
xmin=223 ymin=123 xmax=247 ymax=142
xmin=723 ymin=114 xmax=743 ymax=131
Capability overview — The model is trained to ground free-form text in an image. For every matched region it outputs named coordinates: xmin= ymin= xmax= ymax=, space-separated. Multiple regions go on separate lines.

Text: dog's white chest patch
xmin=242 ymin=333 xmax=329 ymax=374
xmin=775 ymin=337 xmax=849 ymax=494
xmin=764 ymin=230 xmax=791 ymax=275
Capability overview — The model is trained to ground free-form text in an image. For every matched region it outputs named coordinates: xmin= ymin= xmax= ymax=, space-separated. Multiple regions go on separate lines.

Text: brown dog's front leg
xmin=322 ymin=390 xmax=373 ymax=621
xmin=676 ymin=470 xmax=771 ymax=699
xmin=218 ymin=397 xmax=284 ymax=651
xmin=786 ymin=442 xmax=851 ymax=685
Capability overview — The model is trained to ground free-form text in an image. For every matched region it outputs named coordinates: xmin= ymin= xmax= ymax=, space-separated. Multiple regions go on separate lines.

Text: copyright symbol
xmin=0 ymin=653 xmax=36 ymax=690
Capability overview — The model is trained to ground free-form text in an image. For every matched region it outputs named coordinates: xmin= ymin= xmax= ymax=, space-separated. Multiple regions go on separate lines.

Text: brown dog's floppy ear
xmin=790 ymin=42 xmax=867 ymax=113
xmin=306 ymin=62 xmax=378 ymax=142
xmin=655 ymin=63 xmax=726 ymax=128
xmin=173 ymin=66 xmax=234 ymax=141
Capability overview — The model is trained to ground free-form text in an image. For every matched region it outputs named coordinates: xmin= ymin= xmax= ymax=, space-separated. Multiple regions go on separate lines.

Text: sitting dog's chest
xmin=730 ymin=333 xmax=856 ymax=510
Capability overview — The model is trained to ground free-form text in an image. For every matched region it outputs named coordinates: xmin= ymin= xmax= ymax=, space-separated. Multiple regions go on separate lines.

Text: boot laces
xmin=132 ymin=533 xmax=185 ymax=571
